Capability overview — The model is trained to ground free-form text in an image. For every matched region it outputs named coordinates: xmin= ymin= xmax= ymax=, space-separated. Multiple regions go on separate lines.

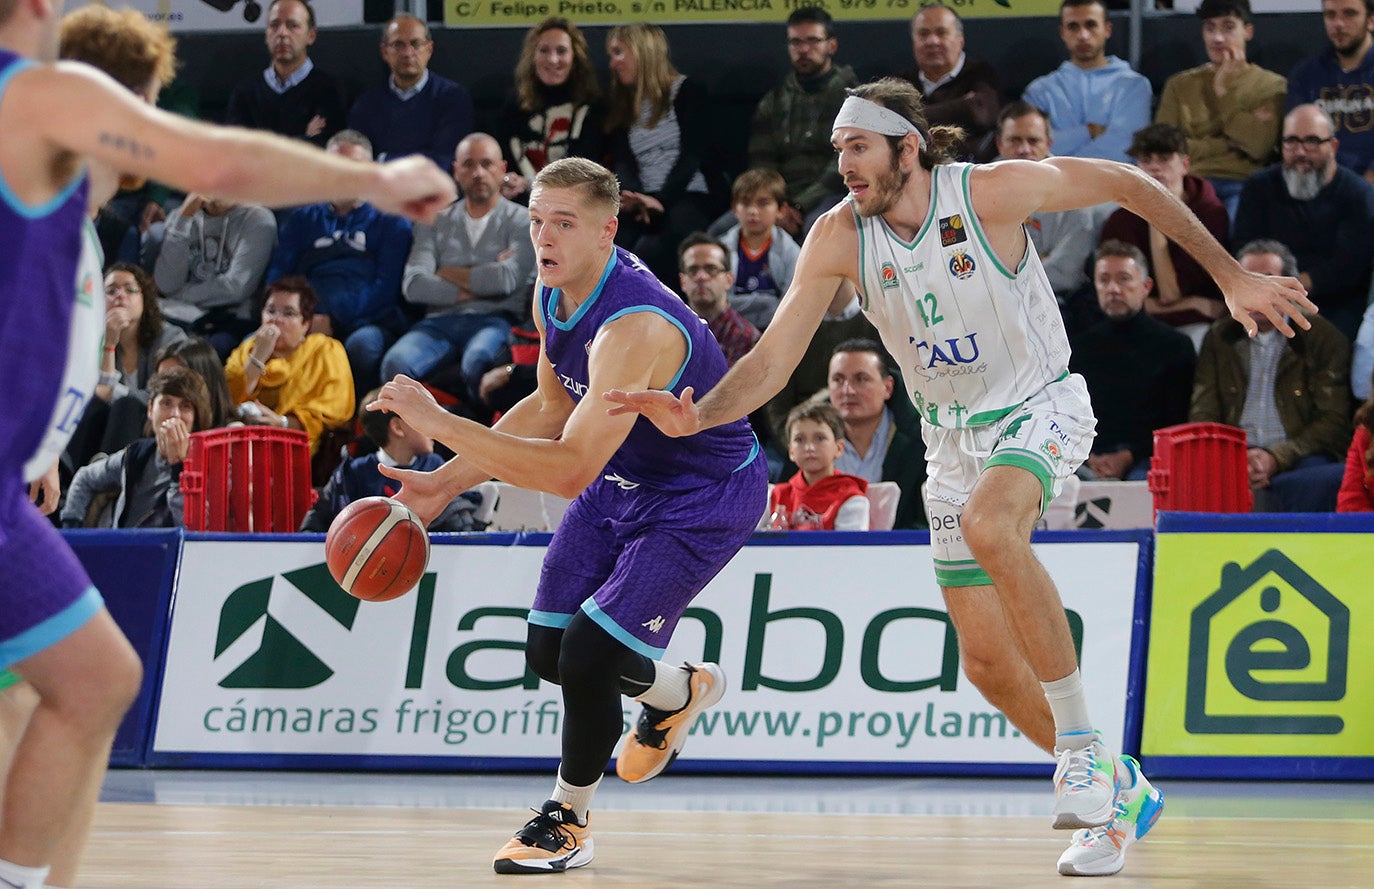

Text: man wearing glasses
xmin=677 ymin=233 xmax=758 ymax=367
xmin=1286 ymin=0 xmax=1374 ymax=186
xmin=747 ymin=7 xmax=857 ymax=237
xmin=348 ymin=14 xmax=473 ymax=169
xmin=226 ymin=0 xmax=346 ymax=147
xmin=1235 ymin=103 xmax=1374 ymax=342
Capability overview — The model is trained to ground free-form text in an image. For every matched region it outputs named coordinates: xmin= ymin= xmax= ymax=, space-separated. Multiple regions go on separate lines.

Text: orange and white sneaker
xmin=492 ymin=801 xmax=593 ymax=875
xmin=615 ymin=663 xmax=725 ymax=784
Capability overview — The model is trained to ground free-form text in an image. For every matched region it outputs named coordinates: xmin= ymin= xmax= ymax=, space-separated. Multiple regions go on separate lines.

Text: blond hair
xmin=605 ymin=23 xmax=679 ymax=132
xmin=533 ymin=157 xmax=621 ymax=216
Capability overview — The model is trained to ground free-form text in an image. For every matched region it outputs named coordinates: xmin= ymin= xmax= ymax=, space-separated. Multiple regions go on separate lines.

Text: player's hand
xmin=367 ymin=156 xmax=458 ymax=225
xmin=1223 ymin=270 xmax=1317 ymax=338
xmin=377 ymin=463 xmax=448 ymax=527
xmin=28 ymin=462 xmax=60 ymax=516
xmin=368 ymin=375 xmax=448 ymax=442
xmin=603 ymin=386 xmax=700 ymax=438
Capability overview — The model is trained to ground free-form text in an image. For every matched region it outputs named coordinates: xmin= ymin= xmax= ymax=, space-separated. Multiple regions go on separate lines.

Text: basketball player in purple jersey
xmin=370 ymin=157 xmax=768 ymax=875
xmin=0 ymin=4 xmax=454 ymax=886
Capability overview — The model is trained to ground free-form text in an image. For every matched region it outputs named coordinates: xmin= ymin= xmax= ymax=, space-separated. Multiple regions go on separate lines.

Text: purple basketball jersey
xmin=539 ymin=246 xmax=759 ymax=490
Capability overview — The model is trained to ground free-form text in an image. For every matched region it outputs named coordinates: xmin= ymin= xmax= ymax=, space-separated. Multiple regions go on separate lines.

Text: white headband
xmin=832 ymin=96 xmax=927 ymax=150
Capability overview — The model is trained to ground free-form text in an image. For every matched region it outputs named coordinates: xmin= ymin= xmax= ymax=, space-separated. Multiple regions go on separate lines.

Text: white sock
xmin=550 ymin=769 xmax=600 ymax=823
xmin=1042 ymin=669 xmax=1095 ymax=749
xmin=634 ymin=660 xmax=691 ymax=712
xmin=0 ymin=858 xmax=50 ymax=889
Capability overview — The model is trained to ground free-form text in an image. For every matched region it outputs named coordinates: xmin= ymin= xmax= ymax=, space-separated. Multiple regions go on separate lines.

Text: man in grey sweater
xmin=382 ymin=132 xmax=536 ymax=403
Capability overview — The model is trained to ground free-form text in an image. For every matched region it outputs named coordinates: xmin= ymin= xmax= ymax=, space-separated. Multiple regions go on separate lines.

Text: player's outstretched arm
xmin=21 ymin=63 xmax=455 ymax=222
xmin=606 ymin=208 xmax=857 ymax=433
xmin=977 ymin=158 xmax=1316 ymax=337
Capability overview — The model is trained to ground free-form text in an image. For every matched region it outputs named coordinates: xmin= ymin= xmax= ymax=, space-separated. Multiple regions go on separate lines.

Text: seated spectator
xmin=827 ymin=339 xmax=928 ymax=530
xmin=1103 ymin=122 xmax=1230 ymax=349
xmin=1071 ymin=241 xmax=1196 ymax=481
xmin=382 ymin=133 xmax=535 ymax=405
xmin=748 ymin=7 xmax=856 ymax=236
xmin=267 ymin=129 xmax=414 ymax=396
xmin=64 ymin=263 xmax=188 ymax=474
xmin=1353 ymin=301 xmax=1374 ymax=400
xmin=898 ymin=4 xmax=1002 ymax=161
xmin=678 ymin=233 xmax=759 ymax=367
xmin=154 ymin=192 xmax=277 ymax=358
xmin=1022 ymin=0 xmax=1152 ymax=162
xmin=495 ymin=16 xmax=606 ymax=203
xmin=60 ymin=367 xmax=210 ymax=529
xmin=1337 ymin=388 xmax=1374 ymax=511
xmin=1155 ymin=0 xmax=1286 ymax=221
xmin=347 ymin=14 xmax=471 ymax=168
xmin=300 ymin=389 xmax=487 ymax=532
xmin=154 ymin=336 xmax=238 ymax=430
xmin=768 ymin=402 xmax=870 ymax=531
xmin=226 ymin=276 xmax=355 ymax=455
xmin=1234 ymin=103 xmax=1374 ymax=343
xmin=225 ymin=0 xmax=346 ymax=147
xmin=605 ymin=23 xmax=723 ymax=285
xmin=717 ymin=169 xmax=800 ymax=331
xmin=1286 ymin=0 xmax=1374 ymax=186
xmin=1191 ymin=240 xmax=1352 ymax=512
xmin=993 ymin=100 xmax=1104 ymax=334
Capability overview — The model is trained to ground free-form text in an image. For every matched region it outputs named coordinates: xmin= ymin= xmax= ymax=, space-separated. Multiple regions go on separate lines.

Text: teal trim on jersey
xmin=0 ymin=59 xmax=86 ymax=220
xmin=984 ymin=448 xmax=1055 ymax=514
xmin=732 ymin=434 xmax=761 ymax=472
xmin=960 ymin=165 xmax=1016 ymax=280
xmin=934 ymin=558 xmax=993 ymax=588
xmin=526 ymin=609 xmax=575 ymax=629
xmin=0 ymin=587 xmax=104 ymax=671
xmin=0 ymin=668 xmax=19 ymax=692
xmin=852 ymin=201 xmax=870 ymax=311
xmin=547 ymin=251 xmax=618 ymax=331
xmin=603 ymin=305 xmax=692 ymax=391
xmin=881 ymin=169 xmax=939 ymax=252
xmin=581 ymin=599 xmax=668 ymax=659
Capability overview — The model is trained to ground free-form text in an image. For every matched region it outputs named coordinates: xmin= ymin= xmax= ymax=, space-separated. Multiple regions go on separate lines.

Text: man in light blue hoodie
xmin=1022 ymin=0 xmax=1153 ymax=163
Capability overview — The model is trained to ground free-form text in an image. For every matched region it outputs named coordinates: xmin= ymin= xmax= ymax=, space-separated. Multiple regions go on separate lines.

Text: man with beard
xmin=677 ymin=233 xmax=758 ymax=367
xmin=1235 ymin=103 xmax=1374 ymax=342
xmin=608 ymin=76 xmax=1313 ymax=878
xmin=1287 ymin=0 xmax=1374 ymax=184
xmin=1070 ymin=241 xmax=1196 ymax=481
xmin=748 ymin=6 xmax=857 ymax=236
xmin=226 ymin=0 xmax=346 ymax=147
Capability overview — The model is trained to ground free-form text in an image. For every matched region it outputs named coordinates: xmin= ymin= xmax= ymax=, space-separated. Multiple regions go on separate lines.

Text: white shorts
xmin=923 ymin=373 xmax=1096 ymax=588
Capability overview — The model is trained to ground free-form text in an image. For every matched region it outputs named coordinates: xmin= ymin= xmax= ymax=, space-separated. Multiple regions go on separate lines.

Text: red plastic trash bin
xmin=181 ymin=427 xmax=312 ymax=532
xmin=1147 ymin=422 xmax=1253 ymax=517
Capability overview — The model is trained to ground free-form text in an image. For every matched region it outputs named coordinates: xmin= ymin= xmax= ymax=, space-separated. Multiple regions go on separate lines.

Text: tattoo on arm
xmin=98 ymin=132 xmax=156 ymax=162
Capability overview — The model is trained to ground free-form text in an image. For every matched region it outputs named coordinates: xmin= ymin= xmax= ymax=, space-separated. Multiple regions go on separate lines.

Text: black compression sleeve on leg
xmin=555 ymin=611 xmax=654 ymax=786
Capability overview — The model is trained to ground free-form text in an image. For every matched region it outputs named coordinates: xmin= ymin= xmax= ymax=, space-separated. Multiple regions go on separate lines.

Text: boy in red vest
xmin=769 ymin=401 xmax=870 ymax=530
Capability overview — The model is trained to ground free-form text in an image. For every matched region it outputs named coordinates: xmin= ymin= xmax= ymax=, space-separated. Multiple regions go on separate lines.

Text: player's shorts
xmin=530 ymin=454 xmax=768 ymax=659
xmin=0 ymin=478 xmax=104 ymax=671
xmin=923 ymin=373 xmax=1095 ymax=588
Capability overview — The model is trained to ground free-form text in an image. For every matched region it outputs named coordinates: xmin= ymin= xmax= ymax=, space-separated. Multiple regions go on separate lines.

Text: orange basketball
xmin=325 ymin=497 xmax=430 ymax=602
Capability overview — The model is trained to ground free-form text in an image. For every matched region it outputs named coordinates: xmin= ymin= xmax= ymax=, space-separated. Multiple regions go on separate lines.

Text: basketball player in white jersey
xmin=608 ymin=77 xmax=1314 ymax=877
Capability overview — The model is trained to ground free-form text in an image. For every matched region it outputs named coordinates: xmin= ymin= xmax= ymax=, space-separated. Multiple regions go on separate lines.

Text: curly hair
xmin=104 ymin=262 xmax=167 ymax=353
xmin=59 ymin=5 xmax=177 ymax=97
xmin=848 ymin=78 xmax=965 ymax=171
xmin=515 ymin=17 xmax=599 ymax=114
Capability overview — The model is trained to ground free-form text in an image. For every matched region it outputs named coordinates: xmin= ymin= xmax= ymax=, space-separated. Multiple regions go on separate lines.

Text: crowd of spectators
xmin=55 ymin=0 xmax=1374 ymax=533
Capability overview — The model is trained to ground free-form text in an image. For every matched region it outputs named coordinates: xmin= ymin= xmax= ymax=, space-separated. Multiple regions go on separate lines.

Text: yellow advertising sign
xmin=1144 ymin=535 xmax=1371 ymax=757
xmin=445 ymin=0 xmax=1063 ymax=28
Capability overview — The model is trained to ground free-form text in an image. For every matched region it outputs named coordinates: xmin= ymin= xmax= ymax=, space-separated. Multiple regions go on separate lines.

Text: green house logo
xmin=214 ymin=564 xmax=360 ymax=689
xmin=1185 ymin=550 xmax=1349 ymax=735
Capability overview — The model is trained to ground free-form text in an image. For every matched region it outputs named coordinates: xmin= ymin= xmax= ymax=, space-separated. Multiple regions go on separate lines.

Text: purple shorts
xmin=531 ymin=456 xmax=767 ymax=658
xmin=0 ymin=478 xmax=103 ymax=670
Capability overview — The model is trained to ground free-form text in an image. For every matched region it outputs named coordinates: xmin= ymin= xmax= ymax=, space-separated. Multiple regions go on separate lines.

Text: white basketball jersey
xmin=23 ymin=219 xmax=104 ymax=482
xmin=854 ymin=162 xmax=1070 ymax=428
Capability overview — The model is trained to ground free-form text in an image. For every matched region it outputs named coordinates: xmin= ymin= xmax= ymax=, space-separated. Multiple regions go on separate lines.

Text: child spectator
xmin=1337 ymin=390 xmax=1374 ymax=512
xmin=768 ymin=402 xmax=870 ymax=530
xmin=719 ymin=168 xmax=800 ymax=331
xmin=60 ymin=367 xmax=210 ymax=529
xmin=299 ymin=389 xmax=487 ymax=532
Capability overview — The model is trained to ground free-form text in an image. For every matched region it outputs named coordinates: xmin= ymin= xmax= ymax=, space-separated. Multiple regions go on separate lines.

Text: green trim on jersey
xmin=853 ymin=200 xmax=870 ymax=312
xmin=960 ymin=165 xmax=1018 ymax=280
xmin=0 ymin=668 xmax=19 ymax=692
xmin=935 ymin=557 xmax=993 ymax=587
xmin=985 ymin=448 xmax=1056 ymax=514
xmin=966 ymin=403 xmax=1019 ymax=427
xmin=881 ymin=170 xmax=940 ymax=252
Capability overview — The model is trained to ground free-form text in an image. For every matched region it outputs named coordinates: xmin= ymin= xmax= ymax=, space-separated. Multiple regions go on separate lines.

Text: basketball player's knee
xmin=525 ymin=628 xmax=563 ymax=686
xmin=960 ymin=506 xmax=1008 ymax=561
xmin=959 ymin=643 xmax=1017 ymax=700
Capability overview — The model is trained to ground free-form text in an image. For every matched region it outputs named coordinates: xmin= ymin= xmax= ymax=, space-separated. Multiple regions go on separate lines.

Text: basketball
xmin=325 ymin=497 xmax=430 ymax=602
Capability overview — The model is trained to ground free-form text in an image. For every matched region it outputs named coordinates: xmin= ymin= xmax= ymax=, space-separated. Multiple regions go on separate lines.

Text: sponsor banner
xmin=154 ymin=536 xmax=1140 ymax=770
xmin=109 ymin=1 xmax=363 ymax=32
xmin=444 ymin=0 xmax=1064 ymax=29
xmin=1143 ymin=532 xmax=1372 ymax=763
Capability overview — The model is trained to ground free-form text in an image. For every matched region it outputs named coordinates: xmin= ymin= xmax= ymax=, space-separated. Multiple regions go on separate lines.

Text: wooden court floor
xmin=77 ymin=801 xmax=1371 ymax=888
